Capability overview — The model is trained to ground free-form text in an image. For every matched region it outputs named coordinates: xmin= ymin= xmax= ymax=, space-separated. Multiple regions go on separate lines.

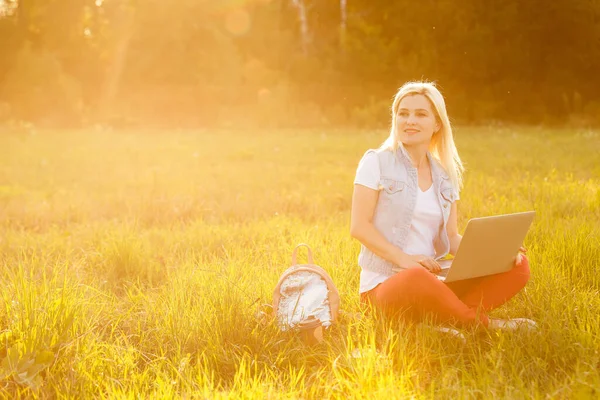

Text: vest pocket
xmin=440 ymin=187 xmax=455 ymax=214
xmin=380 ymin=178 xmax=406 ymax=193
xmin=441 ymin=188 xmax=456 ymax=202
xmin=379 ymin=178 xmax=407 ymax=204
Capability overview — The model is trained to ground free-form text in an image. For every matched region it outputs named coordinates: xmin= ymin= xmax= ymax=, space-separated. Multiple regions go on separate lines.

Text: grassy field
xmin=0 ymin=126 xmax=599 ymax=398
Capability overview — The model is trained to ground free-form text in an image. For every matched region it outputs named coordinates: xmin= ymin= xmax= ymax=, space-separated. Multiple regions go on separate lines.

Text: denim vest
xmin=357 ymin=146 xmax=459 ymax=276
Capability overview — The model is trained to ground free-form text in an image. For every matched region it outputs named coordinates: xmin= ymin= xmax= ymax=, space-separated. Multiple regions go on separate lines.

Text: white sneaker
xmin=420 ymin=324 xmax=467 ymax=343
xmin=489 ymin=318 xmax=537 ymax=332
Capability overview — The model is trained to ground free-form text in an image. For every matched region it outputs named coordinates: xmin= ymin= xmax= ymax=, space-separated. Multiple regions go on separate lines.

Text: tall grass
xmin=0 ymin=126 xmax=598 ymax=398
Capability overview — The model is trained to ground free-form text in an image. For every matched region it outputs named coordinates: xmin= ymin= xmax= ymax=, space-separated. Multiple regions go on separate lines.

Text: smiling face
xmin=396 ymin=94 xmax=440 ymax=148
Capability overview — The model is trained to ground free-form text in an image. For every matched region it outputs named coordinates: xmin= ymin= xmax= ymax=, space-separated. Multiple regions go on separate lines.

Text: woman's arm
xmin=350 ymin=185 xmax=432 ymax=270
xmin=446 ymin=202 xmax=462 ymax=256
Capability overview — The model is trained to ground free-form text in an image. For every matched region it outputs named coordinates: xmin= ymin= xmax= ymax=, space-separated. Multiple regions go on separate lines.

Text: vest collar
xmin=395 ymin=144 xmax=450 ymax=182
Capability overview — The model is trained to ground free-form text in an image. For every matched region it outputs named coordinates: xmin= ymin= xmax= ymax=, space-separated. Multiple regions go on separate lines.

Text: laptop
xmin=435 ymin=211 xmax=535 ymax=282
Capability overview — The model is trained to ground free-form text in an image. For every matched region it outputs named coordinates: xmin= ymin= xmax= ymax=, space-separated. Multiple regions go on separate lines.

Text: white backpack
xmin=272 ymin=244 xmax=340 ymax=344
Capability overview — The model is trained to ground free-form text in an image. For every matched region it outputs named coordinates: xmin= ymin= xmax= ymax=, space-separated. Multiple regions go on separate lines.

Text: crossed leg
xmin=361 ymin=256 xmax=530 ymax=328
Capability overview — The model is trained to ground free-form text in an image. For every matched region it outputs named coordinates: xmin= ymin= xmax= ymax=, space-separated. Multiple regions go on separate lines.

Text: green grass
xmin=0 ymin=126 xmax=599 ymax=398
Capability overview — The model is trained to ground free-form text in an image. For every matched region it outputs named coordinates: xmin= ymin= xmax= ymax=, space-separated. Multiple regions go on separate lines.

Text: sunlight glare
xmin=225 ymin=9 xmax=251 ymax=36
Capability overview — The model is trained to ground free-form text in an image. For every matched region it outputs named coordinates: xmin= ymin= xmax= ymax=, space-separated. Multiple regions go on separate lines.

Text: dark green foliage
xmin=0 ymin=0 xmax=598 ymax=127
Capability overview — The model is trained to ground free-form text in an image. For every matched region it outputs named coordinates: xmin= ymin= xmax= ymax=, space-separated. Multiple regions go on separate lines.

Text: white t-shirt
xmin=354 ymin=151 xmax=443 ymax=293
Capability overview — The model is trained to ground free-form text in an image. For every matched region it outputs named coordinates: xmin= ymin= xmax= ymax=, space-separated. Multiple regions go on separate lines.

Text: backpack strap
xmin=291 ymin=243 xmax=314 ymax=265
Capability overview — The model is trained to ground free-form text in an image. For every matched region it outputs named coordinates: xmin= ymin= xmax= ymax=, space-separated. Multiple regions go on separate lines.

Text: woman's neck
xmin=402 ymin=143 xmax=429 ymax=168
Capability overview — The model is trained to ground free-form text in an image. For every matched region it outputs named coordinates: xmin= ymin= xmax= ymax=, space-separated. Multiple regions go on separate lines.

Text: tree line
xmin=0 ymin=0 xmax=599 ymax=128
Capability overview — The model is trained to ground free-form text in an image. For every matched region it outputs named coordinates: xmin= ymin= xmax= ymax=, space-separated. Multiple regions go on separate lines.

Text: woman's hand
xmin=519 ymin=246 xmax=527 ymax=254
xmin=515 ymin=246 xmax=527 ymax=265
xmin=393 ymin=253 xmax=442 ymax=273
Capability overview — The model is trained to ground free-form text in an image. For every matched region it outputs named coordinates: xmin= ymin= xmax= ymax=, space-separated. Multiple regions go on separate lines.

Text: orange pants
xmin=360 ymin=256 xmax=530 ymax=327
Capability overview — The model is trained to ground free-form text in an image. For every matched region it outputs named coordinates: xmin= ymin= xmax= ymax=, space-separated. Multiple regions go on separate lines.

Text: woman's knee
xmin=404 ymin=266 xmax=436 ymax=280
xmin=373 ymin=267 xmax=439 ymax=305
xmin=400 ymin=267 xmax=442 ymax=294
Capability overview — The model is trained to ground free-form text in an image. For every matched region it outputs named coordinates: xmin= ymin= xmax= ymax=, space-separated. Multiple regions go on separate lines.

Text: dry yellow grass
xmin=0 ymin=126 xmax=599 ymax=398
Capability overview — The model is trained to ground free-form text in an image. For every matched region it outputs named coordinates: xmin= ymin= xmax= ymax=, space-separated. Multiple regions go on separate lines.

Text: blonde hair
xmin=381 ymin=81 xmax=465 ymax=190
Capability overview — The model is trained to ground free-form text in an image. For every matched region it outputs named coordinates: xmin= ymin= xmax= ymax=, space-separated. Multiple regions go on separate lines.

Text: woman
xmin=350 ymin=81 xmax=534 ymax=330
